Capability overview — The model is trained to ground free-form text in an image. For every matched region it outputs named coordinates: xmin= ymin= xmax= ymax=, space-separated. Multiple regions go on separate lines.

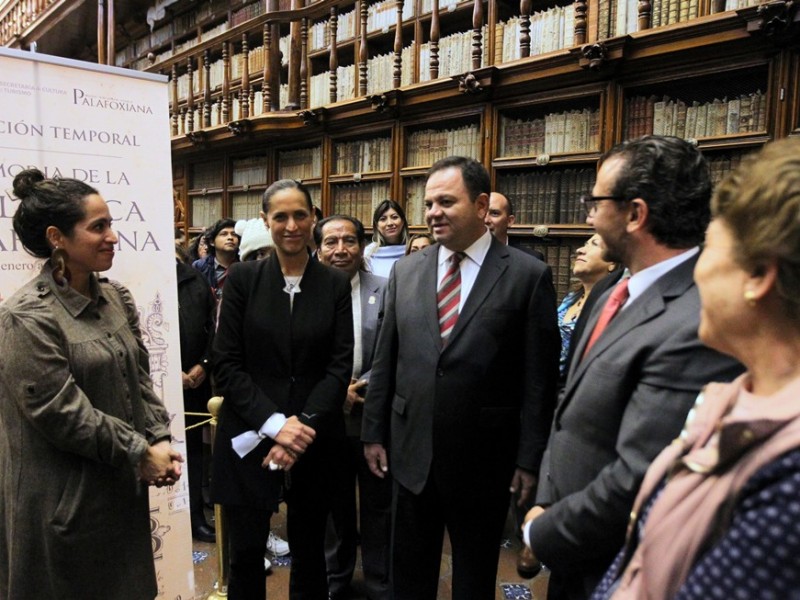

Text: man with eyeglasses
xmin=522 ymin=136 xmax=744 ymax=600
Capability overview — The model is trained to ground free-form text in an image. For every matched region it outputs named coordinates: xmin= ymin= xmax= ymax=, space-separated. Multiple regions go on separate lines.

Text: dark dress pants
xmin=226 ymin=504 xmax=273 ymax=600
xmin=390 ymin=456 xmax=512 ymax=600
xmin=225 ymin=433 xmax=343 ymax=600
xmin=284 ymin=433 xmax=345 ymax=600
xmin=326 ymin=434 xmax=391 ymax=600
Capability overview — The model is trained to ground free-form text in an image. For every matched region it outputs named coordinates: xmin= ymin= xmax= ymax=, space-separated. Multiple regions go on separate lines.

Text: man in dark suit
xmin=315 ymin=215 xmax=391 ymax=600
xmin=486 ymin=191 xmax=545 ymax=260
xmin=524 ymin=136 xmax=744 ymax=600
xmin=362 ymin=156 xmax=560 ymax=599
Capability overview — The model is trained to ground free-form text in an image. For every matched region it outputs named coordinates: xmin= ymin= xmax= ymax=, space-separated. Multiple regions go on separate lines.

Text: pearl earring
xmin=744 ymin=290 xmax=757 ymax=306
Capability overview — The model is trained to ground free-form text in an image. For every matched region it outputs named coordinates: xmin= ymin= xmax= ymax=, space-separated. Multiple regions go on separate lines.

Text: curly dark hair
xmin=12 ymin=168 xmax=99 ymax=259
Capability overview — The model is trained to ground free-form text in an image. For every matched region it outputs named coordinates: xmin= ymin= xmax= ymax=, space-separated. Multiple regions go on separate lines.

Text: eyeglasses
xmin=580 ymin=194 xmax=628 ymax=216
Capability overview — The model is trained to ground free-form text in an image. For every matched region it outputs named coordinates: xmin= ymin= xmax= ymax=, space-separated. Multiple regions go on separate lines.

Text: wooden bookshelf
xmin=8 ymin=0 xmax=800 ymax=296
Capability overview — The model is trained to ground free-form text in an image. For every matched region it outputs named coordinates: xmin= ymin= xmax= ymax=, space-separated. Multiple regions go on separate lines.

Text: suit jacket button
xmin=437 ymin=368 xmax=444 ymax=377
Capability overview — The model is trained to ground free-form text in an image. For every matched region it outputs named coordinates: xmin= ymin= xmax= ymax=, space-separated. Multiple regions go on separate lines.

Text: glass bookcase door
xmin=331 ymin=180 xmax=392 ymax=224
xmin=190 ymin=194 xmax=223 ymax=228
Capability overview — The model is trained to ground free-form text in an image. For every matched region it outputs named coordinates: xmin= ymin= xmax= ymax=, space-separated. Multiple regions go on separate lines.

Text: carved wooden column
xmin=222 ymin=41 xmax=230 ymax=123
xmin=170 ymin=64 xmax=178 ymax=136
xmin=203 ymin=49 xmax=212 ymax=127
xmin=574 ymin=0 xmax=587 ymax=45
xmin=330 ymin=6 xmax=339 ymax=103
xmin=241 ymin=34 xmax=250 ymax=118
xmin=268 ymin=0 xmax=282 ymax=109
xmin=300 ymin=17 xmax=309 ymax=108
xmin=359 ymin=0 xmax=368 ymax=96
xmin=520 ymin=0 xmax=531 ymax=58
xmin=472 ymin=0 xmax=483 ymax=70
xmin=97 ymin=0 xmax=106 ymax=65
xmin=187 ymin=57 xmax=195 ymax=132
xmin=288 ymin=0 xmax=304 ymax=110
xmin=263 ymin=23 xmax=273 ymax=112
xmin=393 ymin=0 xmax=404 ymax=88
xmin=638 ymin=0 xmax=651 ymax=31
xmin=107 ymin=0 xmax=115 ymax=65
xmin=430 ymin=0 xmax=440 ymax=79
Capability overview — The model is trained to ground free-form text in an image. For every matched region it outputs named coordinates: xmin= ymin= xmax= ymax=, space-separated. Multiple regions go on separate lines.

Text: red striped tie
xmin=582 ymin=278 xmax=630 ymax=359
xmin=437 ymin=252 xmax=464 ymax=342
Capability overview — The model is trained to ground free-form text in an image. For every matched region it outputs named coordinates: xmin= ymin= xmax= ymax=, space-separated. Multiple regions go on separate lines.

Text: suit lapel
xmin=562 ymin=254 xmax=699 ymax=412
xmin=418 ymin=245 xmax=445 ymax=351
xmin=445 ymin=238 xmax=508 ymax=350
xmin=359 ymin=272 xmax=382 ymax=367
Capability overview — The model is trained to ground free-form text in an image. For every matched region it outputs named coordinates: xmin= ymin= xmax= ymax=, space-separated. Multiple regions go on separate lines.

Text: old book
xmin=564 ymin=110 xmax=576 ymax=153
xmin=685 ymin=101 xmax=699 ymax=139
xmin=598 ymin=0 xmax=611 ymax=39
xmin=589 ymin=109 xmax=601 ymax=150
xmin=532 ymin=118 xmax=546 ymax=155
xmin=664 ymin=100 xmax=676 ymax=136
xmin=644 ymin=95 xmax=658 ymax=135
xmin=653 ymin=97 xmax=668 ymax=136
xmin=548 ymin=171 xmax=561 ymax=223
xmin=652 ymin=0 xmax=663 ymax=27
xmin=495 ymin=21 xmax=504 ymax=63
xmin=679 ymin=0 xmax=690 ymax=22
xmin=695 ymin=102 xmax=709 ymax=138
xmin=711 ymin=98 xmax=728 ymax=137
xmin=563 ymin=169 xmax=577 ymax=223
xmin=545 ymin=113 xmax=556 ymax=155
xmin=666 ymin=0 xmax=678 ymax=25
xmin=738 ymin=93 xmax=753 ymax=133
xmin=727 ymin=97 xmax=740 ymax=134
xmin=615 ymin=0 xmax=628 ymax=37
xmin=756 ymin=90 xmax=767 ymax=131
xmin=674 ymin=99 xmax=687 ymax=139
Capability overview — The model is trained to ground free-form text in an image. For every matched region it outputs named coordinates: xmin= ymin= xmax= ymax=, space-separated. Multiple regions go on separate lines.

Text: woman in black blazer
xmin=211 ymin=179 xmax=354 ymax=599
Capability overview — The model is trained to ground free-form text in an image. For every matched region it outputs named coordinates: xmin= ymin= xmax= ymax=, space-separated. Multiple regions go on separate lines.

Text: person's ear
xmin=45 ymin=225 xmax=64 ymax=249
xmin=744 ymin=260 xmax=778 ymax=306
xmin=508 ymin=213 xmax=516 ymax=226
xmin=475 ymin=193 xmax=489 ymax=219
xmin=627 ymin=198 xmax=647 ymax=232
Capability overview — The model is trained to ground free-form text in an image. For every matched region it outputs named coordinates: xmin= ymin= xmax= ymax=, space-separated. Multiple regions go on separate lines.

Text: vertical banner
xmin=0 ymin=48 xmax=195 ymax=599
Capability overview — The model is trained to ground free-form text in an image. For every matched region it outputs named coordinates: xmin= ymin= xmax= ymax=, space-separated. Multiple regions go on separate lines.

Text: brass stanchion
xmin=206 ymin=396 xmax=228 ymax=600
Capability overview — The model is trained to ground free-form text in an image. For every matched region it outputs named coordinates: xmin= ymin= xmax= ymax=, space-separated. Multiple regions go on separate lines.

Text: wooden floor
xmin=191 ymin=503 xmax=550 ymax=599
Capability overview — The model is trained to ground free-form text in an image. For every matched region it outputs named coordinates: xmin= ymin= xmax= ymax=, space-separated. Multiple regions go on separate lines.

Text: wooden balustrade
xmin=0 ymin=0 xmax=57 ymax=45
xmin=140 ymin=0 xmax=598 ymax=136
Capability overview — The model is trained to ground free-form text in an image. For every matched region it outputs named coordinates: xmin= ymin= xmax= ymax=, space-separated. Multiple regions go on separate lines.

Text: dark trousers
xmin=186 ymin=419 xmax=207 ymax=527
xmin=225 ymin=437 xmax=342 ymax=600
xmin=325 ymin=435 xmax=391 ymax=600
xmin=226 ymin=504 xmax=272 ymax=600
xmin=390 ymin=462 xmax=511 ymax=600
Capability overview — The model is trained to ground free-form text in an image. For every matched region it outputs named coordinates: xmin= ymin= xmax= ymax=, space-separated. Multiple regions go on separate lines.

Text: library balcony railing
xmin=0 ymin=0 xmax=58 ymax=47
xmin=152 ymin=0 xmax=594 ymax=139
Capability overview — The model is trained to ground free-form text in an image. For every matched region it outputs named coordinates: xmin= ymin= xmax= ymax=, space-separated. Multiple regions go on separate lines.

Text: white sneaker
xmin=267 ymin=531 xmax=290 ymax=556
xmin=264 ymin=556 xmax=272 ymax=571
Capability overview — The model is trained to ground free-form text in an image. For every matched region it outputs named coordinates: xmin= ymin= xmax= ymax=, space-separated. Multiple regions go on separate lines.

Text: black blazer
xmin=177 ymin=261 xmax=216 ymax=413
xmin=210 ymin=255 xmax=354 ymax=509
